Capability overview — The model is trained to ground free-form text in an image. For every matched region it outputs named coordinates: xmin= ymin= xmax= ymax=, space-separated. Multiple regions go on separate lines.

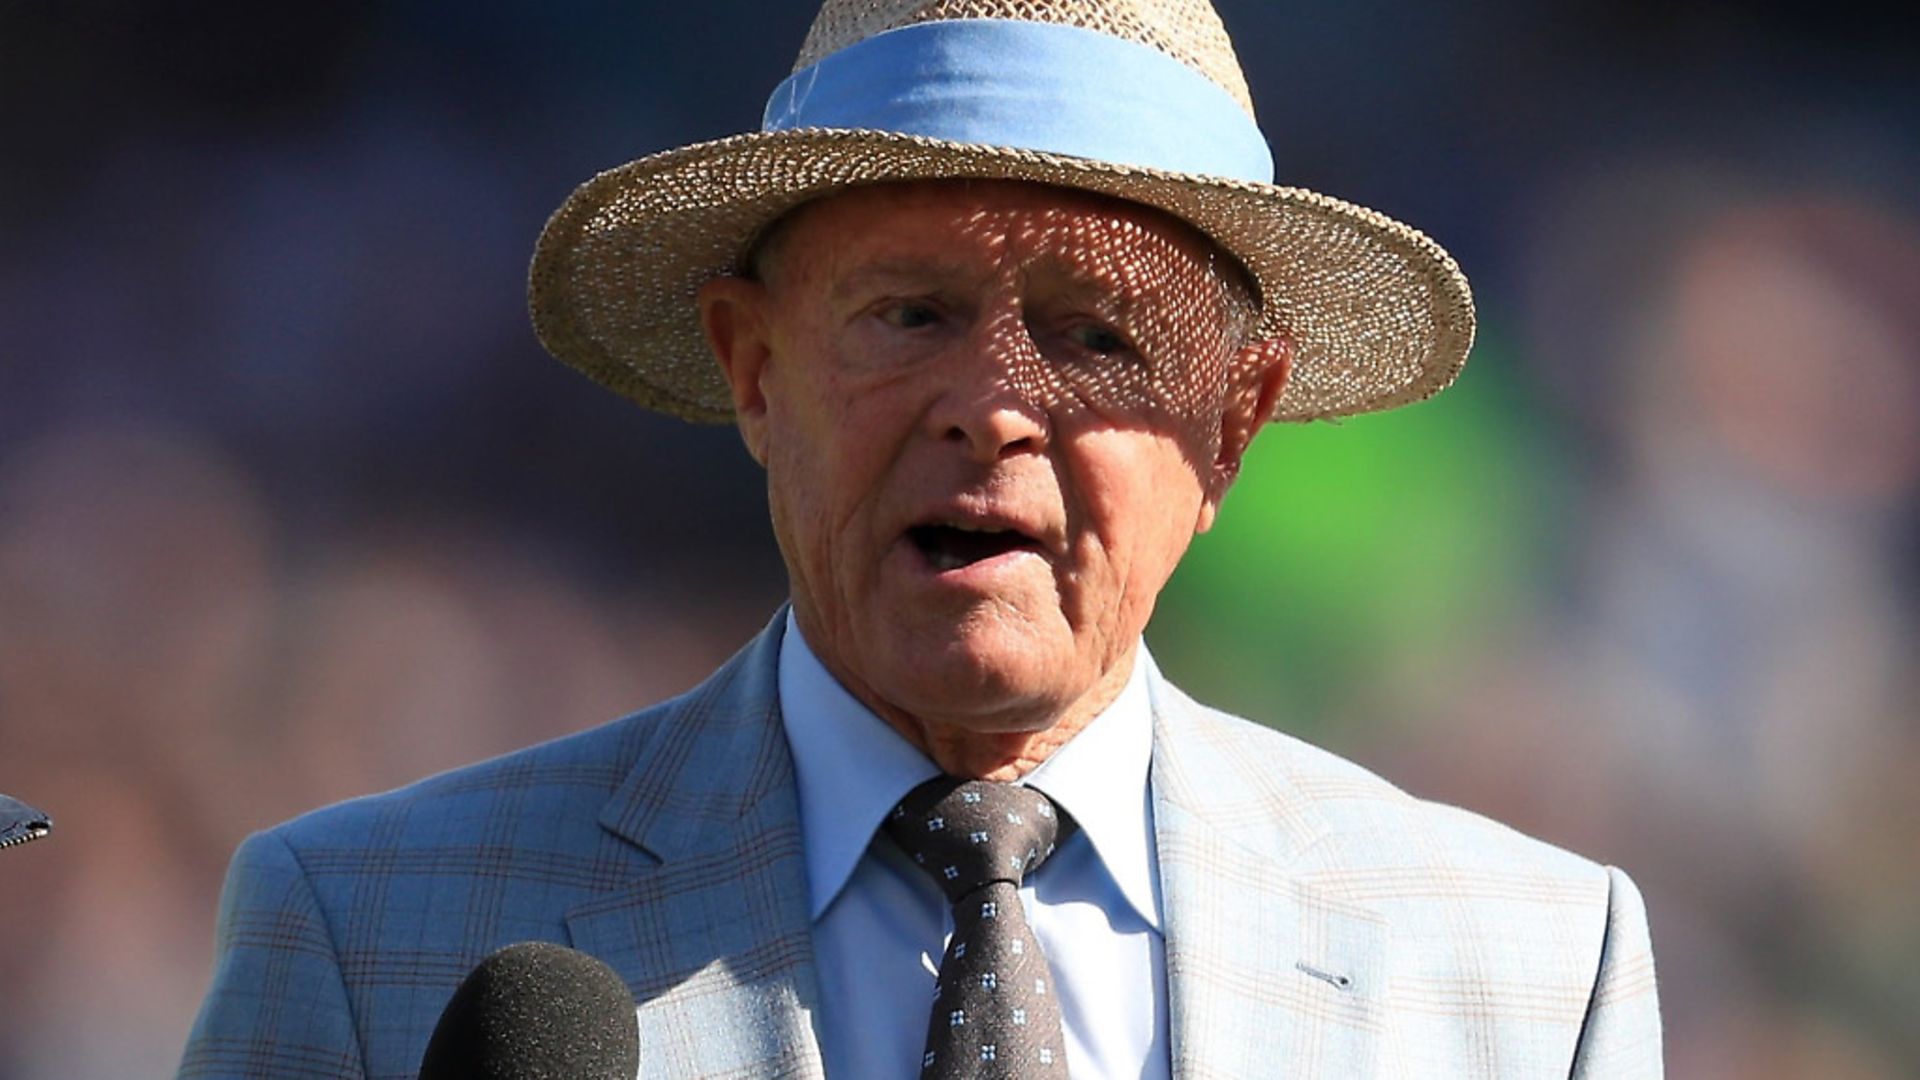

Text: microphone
xmin=419 ymin=942 xmax=638 ymax=1080
xmin=0 ymin=794 xmax=51 ymax=852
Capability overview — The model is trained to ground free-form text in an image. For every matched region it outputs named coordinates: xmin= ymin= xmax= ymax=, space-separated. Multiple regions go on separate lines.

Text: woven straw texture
xmin=529 ymin=1 xmax=1475 ymax=424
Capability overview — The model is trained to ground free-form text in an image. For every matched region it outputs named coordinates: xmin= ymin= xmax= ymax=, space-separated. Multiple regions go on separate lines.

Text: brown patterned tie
xmin=883 ymin=777 xmax=1073 ymax=1079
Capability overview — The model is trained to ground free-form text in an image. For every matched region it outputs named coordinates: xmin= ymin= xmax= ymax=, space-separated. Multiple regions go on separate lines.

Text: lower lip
xmin=897 ymin=539 xmax=1050 ymax=585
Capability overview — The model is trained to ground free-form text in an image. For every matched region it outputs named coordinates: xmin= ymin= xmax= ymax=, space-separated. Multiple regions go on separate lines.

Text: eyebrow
xmin=1028 ymin=259 xmax=1166 ymax=323
xmin=1049 ymin=273 xmax=1141 ymax=312
xmin=828 ymin=257 xmax=988 ymax=305
xmin=823 ymin=250 xmax=1212 ymax=327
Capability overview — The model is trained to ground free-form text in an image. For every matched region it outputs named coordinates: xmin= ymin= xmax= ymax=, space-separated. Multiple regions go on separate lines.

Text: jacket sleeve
xmin=178 ymin=829 xmax=368 ymax=1079
xmin=1570 ymin=865 xmax=1663 ymax=1079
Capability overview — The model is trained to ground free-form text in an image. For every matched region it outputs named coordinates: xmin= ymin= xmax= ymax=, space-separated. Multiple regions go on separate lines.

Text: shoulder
xmin=250 ymin=613 xmax=790 ymax=900
xmin=1153 ymin=680 xmax=1631 ymax=988
xmin=268 ymin=709 xmax=652 ymax=856
xmin=237 ymin=684 xmax=718 ymax=948
xmin=1155 ymin=685 xmax=1661 ymax=1072
xmin=192 ymin=704 xmax=685 ymax=1079
xmin=187 ymin=620 xmax=796 ymax=1078
xmin=1156 ymin=681 xmax=1609 ymax=892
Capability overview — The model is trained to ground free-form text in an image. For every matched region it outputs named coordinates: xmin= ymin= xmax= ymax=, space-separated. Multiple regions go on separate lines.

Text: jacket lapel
xmin=565 ymin=615 xmax=827 ymax=1079
xmin=558 ymin=621 xmax=1388 ymax=1077
xmin=1148 ymin=669 xmax=1387 ymax=1079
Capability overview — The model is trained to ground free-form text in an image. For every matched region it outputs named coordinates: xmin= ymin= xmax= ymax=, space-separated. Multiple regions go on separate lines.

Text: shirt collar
xmin=1024 ymin=650 xmax=1161 ymax=931
xmin=777 ymin=610 xmax=1161 ymax=930
xmin=779 ymin=612 xmax=939 ymax=921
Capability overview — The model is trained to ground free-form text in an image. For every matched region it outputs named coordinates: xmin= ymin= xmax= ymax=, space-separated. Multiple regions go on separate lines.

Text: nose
xmin=925 ymin=310 xmax=1050 ymax=462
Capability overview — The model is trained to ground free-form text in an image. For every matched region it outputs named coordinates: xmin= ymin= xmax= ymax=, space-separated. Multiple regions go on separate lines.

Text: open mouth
xmin=907 ymin=523 xmax=1044 ymax=572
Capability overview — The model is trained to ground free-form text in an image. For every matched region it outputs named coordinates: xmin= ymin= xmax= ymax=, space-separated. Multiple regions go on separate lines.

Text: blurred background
xmin=1 ymin=1 xmax=1914 ymax=1075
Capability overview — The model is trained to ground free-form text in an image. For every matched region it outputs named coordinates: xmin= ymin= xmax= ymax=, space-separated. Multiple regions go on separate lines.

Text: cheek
xmin=1065 ymin=434 xmax=1210 ymax=593
xmin=762 ymin=372 xmax=902 ymax=563
xmin=1131 ymin=454 xmax=1209 ymax=574
xmin=759 ymin=392 xmax=841 ymax=572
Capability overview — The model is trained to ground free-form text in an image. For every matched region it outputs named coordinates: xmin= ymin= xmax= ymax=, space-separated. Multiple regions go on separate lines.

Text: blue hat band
xmin=762 ymin=19 xmax=1275 ymax=185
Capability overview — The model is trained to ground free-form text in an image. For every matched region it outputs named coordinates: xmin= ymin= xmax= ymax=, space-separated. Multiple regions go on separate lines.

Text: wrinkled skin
xmin=699 ymin=180 xmax=1290 ymax=779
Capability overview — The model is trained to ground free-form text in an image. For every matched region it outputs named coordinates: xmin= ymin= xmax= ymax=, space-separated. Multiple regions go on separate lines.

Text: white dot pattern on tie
xmin=884 ymin=778 xmax=1072 ymax=1079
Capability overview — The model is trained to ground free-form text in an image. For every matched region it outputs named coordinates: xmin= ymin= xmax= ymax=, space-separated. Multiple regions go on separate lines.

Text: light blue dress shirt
xmin=778 ymin=613 xmax=1171 ymax=1079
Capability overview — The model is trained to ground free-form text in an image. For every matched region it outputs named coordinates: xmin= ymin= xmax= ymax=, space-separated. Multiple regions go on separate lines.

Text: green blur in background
xmin=1155 ymin=335 xmax=1561 ymax=737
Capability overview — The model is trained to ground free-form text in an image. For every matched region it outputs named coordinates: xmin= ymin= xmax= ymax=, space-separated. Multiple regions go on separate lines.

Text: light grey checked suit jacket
xmin=180 ymin=614 xmax=1661 ymax=1078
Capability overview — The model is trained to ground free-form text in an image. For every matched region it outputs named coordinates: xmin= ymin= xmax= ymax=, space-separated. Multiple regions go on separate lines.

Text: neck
xmin=897 ymin=713 xmax=1097 ymax=782
xmin=781 ymin=605 xmax=1142 ymax=780
xmin=811 ymin=641 xmax=1136 ymax=782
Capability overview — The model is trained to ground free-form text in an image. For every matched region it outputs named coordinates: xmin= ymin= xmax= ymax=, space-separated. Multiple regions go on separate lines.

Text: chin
xmin=873 ymin=617 xmax=1079 ymax=733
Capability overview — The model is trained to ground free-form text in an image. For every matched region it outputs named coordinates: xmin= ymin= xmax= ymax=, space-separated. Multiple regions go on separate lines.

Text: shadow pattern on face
xmin=750 ymin=179 xmax=1282 ymax=492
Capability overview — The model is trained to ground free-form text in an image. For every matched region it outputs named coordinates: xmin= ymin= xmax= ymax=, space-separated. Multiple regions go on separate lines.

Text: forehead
xmin=757 ymin=179 xmax=1230 ymax=285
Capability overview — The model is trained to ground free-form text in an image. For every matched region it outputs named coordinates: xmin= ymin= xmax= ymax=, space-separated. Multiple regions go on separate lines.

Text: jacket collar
xmin=565 ymin=615 xmax=1388 ymax=1078
xmin=566 ymin=611 xmax=827 ymax=1078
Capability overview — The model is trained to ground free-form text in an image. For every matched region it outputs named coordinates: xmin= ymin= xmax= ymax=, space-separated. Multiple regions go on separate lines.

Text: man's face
xmin=701 ymin=181 xmax=1287 ymax=753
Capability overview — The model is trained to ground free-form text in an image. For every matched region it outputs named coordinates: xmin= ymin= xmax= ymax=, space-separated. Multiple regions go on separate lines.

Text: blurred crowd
xmin=1 ymin=2 xmax=1914 ymax=1077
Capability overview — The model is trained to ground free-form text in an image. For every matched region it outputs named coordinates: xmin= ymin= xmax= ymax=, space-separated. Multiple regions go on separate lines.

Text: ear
xmin=697 ymin=275 xmax=775 ymax=465
xmin=1197 ymin=334 xmax=1292 ymax=533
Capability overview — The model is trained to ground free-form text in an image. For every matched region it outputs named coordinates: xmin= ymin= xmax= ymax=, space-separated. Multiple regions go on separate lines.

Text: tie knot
xmin=884 ymin=778 xmax=1067 ymax=901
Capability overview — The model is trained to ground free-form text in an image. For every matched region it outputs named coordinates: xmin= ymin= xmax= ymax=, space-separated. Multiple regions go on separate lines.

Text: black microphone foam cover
xmin=419 ymin=941 xmax=638 ymax=1080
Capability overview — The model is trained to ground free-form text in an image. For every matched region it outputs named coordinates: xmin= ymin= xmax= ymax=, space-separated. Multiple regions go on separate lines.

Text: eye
xmin=878 ymin=302 xmax=942 ymax=330
xmin=1068 ymin=323 xmax=1131 ymax=356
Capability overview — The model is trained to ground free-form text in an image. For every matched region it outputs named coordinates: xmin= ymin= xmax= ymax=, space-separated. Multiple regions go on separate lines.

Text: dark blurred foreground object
xmin=0 ymin=794 xmax=52 ymax=851
xmin=419 ymin=941 xmax=638 ymax=1080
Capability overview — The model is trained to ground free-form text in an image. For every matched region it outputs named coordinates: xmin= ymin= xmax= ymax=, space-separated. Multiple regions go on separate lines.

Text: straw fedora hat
xmin=528 ymin=0 xmax=1475 ymax=424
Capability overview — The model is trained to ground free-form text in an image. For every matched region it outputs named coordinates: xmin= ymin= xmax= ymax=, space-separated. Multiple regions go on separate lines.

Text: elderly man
xmin=182 ymin=2 xmax=1661 ymax=1078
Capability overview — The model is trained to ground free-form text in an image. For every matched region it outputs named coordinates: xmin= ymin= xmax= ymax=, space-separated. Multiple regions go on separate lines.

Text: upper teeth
xmin=946 ymin=522 xmax=1006 ymax=533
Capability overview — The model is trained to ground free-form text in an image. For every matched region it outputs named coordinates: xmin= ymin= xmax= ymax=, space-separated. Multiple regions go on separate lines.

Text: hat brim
xmin=528 ymin=127 xmax=1474 ymax=424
